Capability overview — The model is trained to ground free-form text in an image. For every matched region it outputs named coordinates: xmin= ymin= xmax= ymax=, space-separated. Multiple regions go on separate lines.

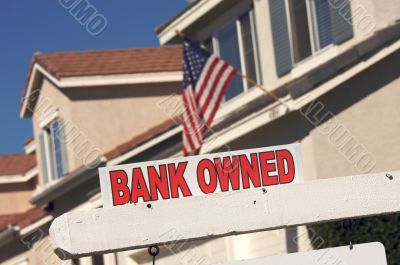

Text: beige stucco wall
xmin=0 ymin=179 xmax=37 ymax=215
xmin=64 ymin=83 xmax=180 ymax=168
xmin=229 ymin=50 xmax=399 ymax=180
xmin=32 ymin=79 xmax=181 ymax=184
xmin=305 ymin=50 xmax=400 ymax=179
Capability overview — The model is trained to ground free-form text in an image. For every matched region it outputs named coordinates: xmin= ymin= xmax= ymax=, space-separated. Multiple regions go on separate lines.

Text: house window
xmin=39 ymin=119 xmax=68 ymax=183
xmin=287 ymin=0 xmax=313 ymax=63
xmin=286 ymin=0 xmax=348 ymax=63
xmin=204 ymin=9 xmax=260 ymax=101
xmin=270 ymin=0 xmax=353 ymax=76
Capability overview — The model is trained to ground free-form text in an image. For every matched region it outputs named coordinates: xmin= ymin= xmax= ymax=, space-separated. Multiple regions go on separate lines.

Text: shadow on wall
xmin=63 ymin=82 xmax=181 ymax=101
xmin=230 ymin=50 xmax=400 ymax=150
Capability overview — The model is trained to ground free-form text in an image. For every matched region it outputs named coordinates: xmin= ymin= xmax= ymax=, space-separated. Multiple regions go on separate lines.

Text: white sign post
xmin=50 ymin=170 xmax=400 ymax=259
xmin=212 ymin=242 xmax=387 ymax=265
xmin=99 ymin=144 xmax=303 ymax=207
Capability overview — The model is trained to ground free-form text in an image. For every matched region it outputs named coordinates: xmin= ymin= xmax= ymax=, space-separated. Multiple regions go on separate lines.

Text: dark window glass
xmin=240 ymin=12 xmax=257 ymax=87
xmin=288 ymin=0 xmax=312 ymax=62
xmin=50 ymin=120 xmax=65 ymax=178
xmin=314 ymin=0 xmax=333 ymax=49
xmin=216 ymin=20 xmax=243 ymax=100
xmin=72 ymin=259 xmax=80 ymax=265
xmin=203 ymin=38 xmax=213 ymax=54
xmin=92 ymin=255 xmax=104 ymax=265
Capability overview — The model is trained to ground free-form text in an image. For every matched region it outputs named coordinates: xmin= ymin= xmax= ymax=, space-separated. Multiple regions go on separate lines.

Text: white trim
xmin=285 ymin=0 xmax=295 ymax=65
xmin=236 ymin=18 xmax=248 ymax=91
xmin=39 ymin=109 xmax=59 ymax=129
xmin=158 ymin=0 xmax=225 ymax=45
xmin=25 ymin=166 xmax=39 ymax=181
xmin=24 ymin=140 xmax=36 ymax=155
xmin=0 ymin=167 xmax=38 ymax=184
xmin=249 ymin=9 xmax=262 ymax=84
xmin=20 ymin=215 xmax=53 ymax=236
xmin=43 ymin=130 xmax=54 ymax=182
xmin=59 ymin=71 xmax=182 ymax=88
xmin=292 ymin=39 xmax=400 ymax=110
xmin=20 ymin=65 xmax=44 ymax=118
xmin=5 ymin=257 xmax=28 ymax=265
xmin=307 ymin=0 xmax=319 ymax=52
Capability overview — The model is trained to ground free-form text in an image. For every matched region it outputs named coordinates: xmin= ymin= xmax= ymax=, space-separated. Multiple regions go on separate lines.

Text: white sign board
xmin=50 ymin=171 xmax=400 ymax=259
xmin=213 ymin=242 xmax=387 ymax=265
xmin=99 ymin=144 xmax=303 ymax=207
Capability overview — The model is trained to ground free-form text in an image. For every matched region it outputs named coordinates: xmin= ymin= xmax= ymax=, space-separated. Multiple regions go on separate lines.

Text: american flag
xmin=182 ymin=38 xmax=237 ymax=156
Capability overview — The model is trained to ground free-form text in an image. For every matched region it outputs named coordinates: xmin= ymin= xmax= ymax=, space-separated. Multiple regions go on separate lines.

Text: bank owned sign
xmin=99 ymin=143 xmax=303 ymax=207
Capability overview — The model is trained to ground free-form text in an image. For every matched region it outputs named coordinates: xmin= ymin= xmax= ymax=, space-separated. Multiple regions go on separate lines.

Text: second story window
xmin=39 ymin=119 xmax=68 ymax=184
xmin=204 ymin=9 xmax=261 ymax=101
xmin=270 ymin=0 xmax=353 ymax=76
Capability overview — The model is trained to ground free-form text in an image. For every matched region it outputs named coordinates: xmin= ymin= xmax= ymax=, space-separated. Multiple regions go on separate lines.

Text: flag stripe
xmin=203 ymin=68 xmax=236 ymax=131
xmin=200 ymin=64 xmax=230 ymax=115
xmin=195 ymin=56 xmax=220 ymax=100
xmin=182 ymin=88 xmax=202 ymax=145
xmin=182 ymin=38 xmax=237 ymax=156
xmin=197 ymin=61 xmax=225 ymax=110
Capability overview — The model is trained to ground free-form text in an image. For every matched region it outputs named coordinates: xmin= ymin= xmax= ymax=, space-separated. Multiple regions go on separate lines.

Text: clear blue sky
xmin=0 ymin=1 xmax=187 ymax=154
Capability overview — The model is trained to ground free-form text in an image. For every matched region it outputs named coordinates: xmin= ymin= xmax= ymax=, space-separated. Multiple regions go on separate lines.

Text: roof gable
xmin=20 ymin=45 xmax=183 ymax=118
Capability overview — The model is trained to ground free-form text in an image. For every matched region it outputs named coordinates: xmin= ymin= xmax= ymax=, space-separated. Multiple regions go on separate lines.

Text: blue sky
xmin=0 ymin=1 xmax=187 ymax=154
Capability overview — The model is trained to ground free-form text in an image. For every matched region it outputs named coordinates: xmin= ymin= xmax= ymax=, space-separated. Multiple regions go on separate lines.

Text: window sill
xmin=290 ymin=44 xmax=339 ymax=79
xmin=30 ymin=160 xmax=106 ymax=206
xmin=213 ymin=86 xmax=266 ymax=125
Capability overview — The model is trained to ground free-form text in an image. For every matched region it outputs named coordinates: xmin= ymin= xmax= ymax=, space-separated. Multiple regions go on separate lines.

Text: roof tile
xmin=0 ymin=154 xmax=36 ymax=176
xmin=33 ymin=45 xmax=182 ymax=79
xmin=0 ymin=207 xmax=47 ymax=232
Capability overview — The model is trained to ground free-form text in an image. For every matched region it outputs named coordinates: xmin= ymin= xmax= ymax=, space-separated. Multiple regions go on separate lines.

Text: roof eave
xmin=156 ymin=0 xmax=225 ymax=45
xmin=0 ymin=226 xmax=19 ymax=248
xmin=20 ymin=64 xmax=183 ymax=119
xmin=30 ymin=157 xmax=107 ymax=206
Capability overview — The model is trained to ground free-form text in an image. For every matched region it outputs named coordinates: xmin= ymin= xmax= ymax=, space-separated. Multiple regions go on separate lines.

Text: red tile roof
xmin=21 ymin=45 xmax=183 ymax=116
xmin=0 ymin=154 xmax=36 ymax=176
xmin=0 ymin=207 xmax=48 ymax=232
xmin=34 ymin=45 xmax=183 ymax=80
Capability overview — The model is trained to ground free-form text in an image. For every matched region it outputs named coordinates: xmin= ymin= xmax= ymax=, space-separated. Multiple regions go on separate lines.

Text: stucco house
xmin=0 ymin=0 xmax=399 ymax=264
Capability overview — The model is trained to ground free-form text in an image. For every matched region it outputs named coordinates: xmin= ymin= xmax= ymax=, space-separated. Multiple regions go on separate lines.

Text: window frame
xmin=284 ymin=0 xmax=336 ymax=65
xmin=41 ymin=118 xmax=67 ymax=184
xmin=204 ymin=8 xmax=261 ymax=100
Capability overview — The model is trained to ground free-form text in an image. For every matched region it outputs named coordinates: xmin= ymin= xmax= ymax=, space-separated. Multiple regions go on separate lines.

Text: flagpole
xmin=236 ymin=71 xmax=287 ymax=106
xmin=174 ymin=29 xmax=290 ymax=109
